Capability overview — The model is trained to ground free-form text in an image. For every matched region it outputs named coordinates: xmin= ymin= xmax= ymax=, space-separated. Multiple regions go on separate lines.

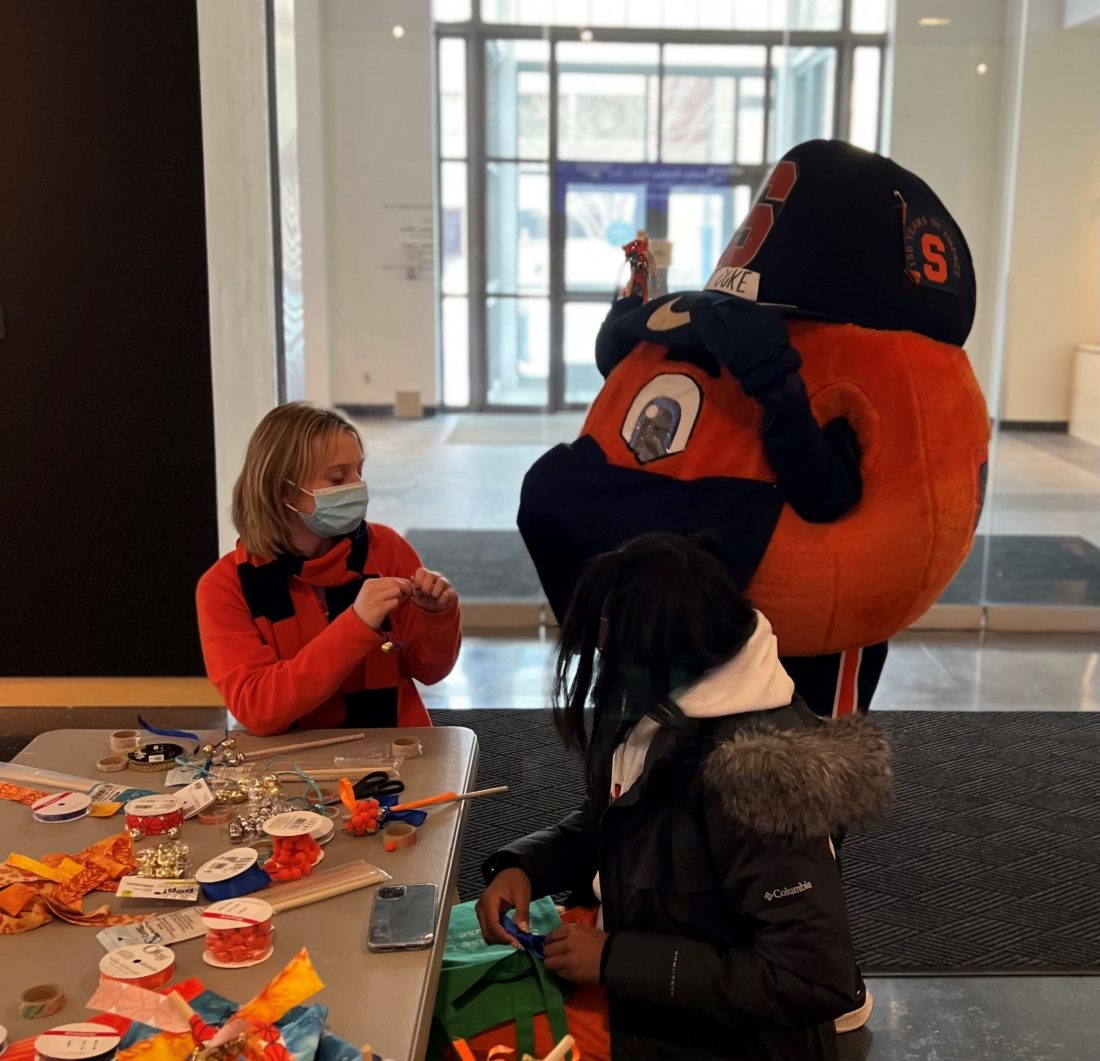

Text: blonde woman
xmin=197 ymin=403 xmax=461 ymax=735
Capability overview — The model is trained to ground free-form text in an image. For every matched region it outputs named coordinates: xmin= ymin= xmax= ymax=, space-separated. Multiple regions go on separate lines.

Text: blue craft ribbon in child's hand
xmin=501 ymin=913 xmax=546 ymax=960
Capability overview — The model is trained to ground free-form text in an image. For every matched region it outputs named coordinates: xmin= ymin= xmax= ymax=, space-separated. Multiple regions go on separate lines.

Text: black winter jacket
xmin=484 ymin=701 xmax=893 ymax=1061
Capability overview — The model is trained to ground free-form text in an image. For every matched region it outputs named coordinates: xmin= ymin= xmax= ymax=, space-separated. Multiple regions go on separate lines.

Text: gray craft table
xmin=0 ymin=726 xmax=478 ymax=1061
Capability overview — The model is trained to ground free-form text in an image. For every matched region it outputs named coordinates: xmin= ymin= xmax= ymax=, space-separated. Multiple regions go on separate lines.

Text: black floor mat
xmin=430 ymin=709 xmax=1100 ymax=973
xmin=408 ymin=530 xmax=1100 ymax=607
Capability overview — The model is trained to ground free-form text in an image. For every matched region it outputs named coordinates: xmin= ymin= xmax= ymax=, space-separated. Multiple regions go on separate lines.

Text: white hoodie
xmin=593 ymin=610 xmax=795 ymax=913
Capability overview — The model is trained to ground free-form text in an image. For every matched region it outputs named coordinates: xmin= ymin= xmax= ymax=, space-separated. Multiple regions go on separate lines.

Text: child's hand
xmin=543 ymin=923 xmax=609 ymax=984
xmin=475 ymin=867 xmax=532 ymax=948
xmin=410 ymin=567 xmax=458 ymax=613
xmin=352 ymin=576 xmax=411 ymax=630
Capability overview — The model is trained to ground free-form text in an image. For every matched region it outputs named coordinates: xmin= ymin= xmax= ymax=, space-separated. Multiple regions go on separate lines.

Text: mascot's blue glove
xmin=689 ymin=292 xmax=803 ymax=401
xmin=691 ymin=291 xmax=863 ymax=523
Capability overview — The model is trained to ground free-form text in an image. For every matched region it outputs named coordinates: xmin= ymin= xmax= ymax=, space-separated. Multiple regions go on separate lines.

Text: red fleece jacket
xmin=196 ymin=523 xmax=461 ymax=735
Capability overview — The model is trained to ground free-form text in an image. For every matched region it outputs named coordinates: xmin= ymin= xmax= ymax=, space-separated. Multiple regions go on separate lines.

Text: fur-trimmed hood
xmin=702 ymin=713 xmax=894 ymax=838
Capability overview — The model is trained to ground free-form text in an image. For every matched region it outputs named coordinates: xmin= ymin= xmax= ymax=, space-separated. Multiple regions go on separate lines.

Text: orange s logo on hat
xmin=519 ymin=140 xmax=990 ymax=714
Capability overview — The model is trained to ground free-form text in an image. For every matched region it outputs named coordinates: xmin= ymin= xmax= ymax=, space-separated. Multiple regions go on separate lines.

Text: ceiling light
xmin=918 ymin=17 xmax=952 ymax=27
xmin=392 ymin=24 xmax=406 ymax=39
xmin=976 ymin=62 xmax=988 ymax=75
xmin=579 ymin=27 xmax=594 ymax=42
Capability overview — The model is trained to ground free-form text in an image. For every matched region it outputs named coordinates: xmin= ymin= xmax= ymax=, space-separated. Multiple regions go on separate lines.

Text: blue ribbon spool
xmin=196 ymin=848 xmax=272 ymax=902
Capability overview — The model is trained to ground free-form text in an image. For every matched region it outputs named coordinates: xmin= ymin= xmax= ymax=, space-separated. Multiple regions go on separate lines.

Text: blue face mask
xmin=287 ymin=479 xmax=369 ymax=538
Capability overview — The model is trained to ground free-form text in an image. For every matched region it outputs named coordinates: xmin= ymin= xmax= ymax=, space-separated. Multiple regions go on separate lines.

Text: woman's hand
xmin=410 ymin=567 xmax=458 ymax=613
xmin=543 ymin=923 xmax=609 ymax=985
xmin=475 ymin=866 xmax=532 ymax=948
xmin=352 ymin=576 xmax=411 ymax=630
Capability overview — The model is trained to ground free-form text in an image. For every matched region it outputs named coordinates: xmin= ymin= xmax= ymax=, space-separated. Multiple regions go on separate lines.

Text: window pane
xmin=850 ymin=0 xmax=888 ymax=33
xmin=438 ymin=38 xmax=466 ymax=158
xmin=564 ymin=302 xmax=611 ymax=405
xmin=667 ymin=187 xmax=735 ymax=289
xmin=441 ymin=161 xmax=468 ymax=295
xmin=662 ymin=46 xmax=766 ymax=165
xmin=488 ymin=162 xmax=549 ymax=295
xmin=564 ymin=183 xmax=646 ymax=293
xmin=736 ymin=75 xmax=766 ymax=163
xmin=481 ymin=0 xmax=842 ymax=28
xmin=487 ymin=40 xmax=549 ymax=159
xmin=796 ymin=0 xmax=842 ymax=29
xmin=487 ymin=297 xmax=550 ymax=406
xmin=433 ymin=0 xmax=472 ymax=23
xmin=558 ymin=43 xmax=660 ymax=162
xmin=441 ymin=297 xmax=470 ymax=407
xmin=769 ymin=46 xmax=835 ymax=161
xmin=850 ymin=47 xmax=881 ymax=152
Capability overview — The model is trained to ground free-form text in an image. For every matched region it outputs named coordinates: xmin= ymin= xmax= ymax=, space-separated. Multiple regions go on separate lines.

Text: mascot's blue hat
xmin=706 ymin=139 xmax=976 ymax=347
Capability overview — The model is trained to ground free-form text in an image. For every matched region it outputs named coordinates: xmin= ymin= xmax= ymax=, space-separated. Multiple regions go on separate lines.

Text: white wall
xmin=197 ymin=0 xmax=279 ymax=554
xmin=322 ymin=0 xmax=437 ymax=408
xmin=1002 ymin=0 xmax=1100 ymax=421
xmin=1065 ymin=0 xmax=1100 ymax=28
xmin=890 ymin=0 xmax=1100 ymax=423
xmin=888 ymin=0 xmax=1009 ymax=399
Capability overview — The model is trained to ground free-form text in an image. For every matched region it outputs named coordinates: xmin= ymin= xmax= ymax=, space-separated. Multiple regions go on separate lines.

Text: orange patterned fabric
xmin=0 ymin=781 xmax=49 ymax=805
xmin=0 ymin=882 xmax=38 ymax=916
xmin=0 ymin=831 xmax=140 ymax=933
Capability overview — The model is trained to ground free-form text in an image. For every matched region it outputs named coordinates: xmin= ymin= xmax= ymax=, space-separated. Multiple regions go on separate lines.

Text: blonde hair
xmin=232 ymin=402 xmax=363 ymax=558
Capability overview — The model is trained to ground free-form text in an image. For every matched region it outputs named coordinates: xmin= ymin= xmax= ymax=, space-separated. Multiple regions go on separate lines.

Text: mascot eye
xmin=621 ymin=374 xmax=702 ymax=464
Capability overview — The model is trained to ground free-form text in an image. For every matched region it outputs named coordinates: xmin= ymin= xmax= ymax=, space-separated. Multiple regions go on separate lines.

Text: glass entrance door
xmin=554 ymin=163 xmax=759 ymax=406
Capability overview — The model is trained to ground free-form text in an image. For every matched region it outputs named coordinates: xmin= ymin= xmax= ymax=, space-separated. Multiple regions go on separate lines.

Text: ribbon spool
xmin=262 ymin=811 xmax=325 ymax=882
xmin=17 ymin=984 xmax=65 ymax=1020
xmin=391 ymin=736 xmax=422 ymax=760
xmin=96 ymin=755 xmax=128 ymax=774
xmin=196 ymin=848 xmax=272 ymax=901
xmin=197 ymin=807 xmax=233 ymax=826
xmin=98 ymin=944 xmax=175 ymax=990
xmin=32 ymin=791 xmax=91 ymax=824
xmin=202 ymin=898 xmax=274 ymax=967
xmin=383 ymin=822 xmax=417 ymax=852
xmin=110 ymin=730 xmax=141 ymax=753
xmin=124 ymin=795 xmax=184 ymax=840
xmin=34 ymin=1024 xmax=120 ymax=1061
xmin=127 ymin=743 xmax=188 ymax=773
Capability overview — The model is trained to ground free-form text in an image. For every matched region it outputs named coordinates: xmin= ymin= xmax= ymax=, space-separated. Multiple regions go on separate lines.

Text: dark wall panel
xmin=0 ymin=0 xmax=218 ymax=675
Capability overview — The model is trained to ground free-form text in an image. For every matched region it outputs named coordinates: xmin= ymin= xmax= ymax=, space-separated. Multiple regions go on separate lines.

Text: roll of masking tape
xmin=18 ymin=983 xmax=65 ymax=1020
xmin=110 ymin=730 xmax=141 ymax=753
xmin=383 ymin=823 xmax=417 ymax=852
xmin=96 ymin=755 xmax=128 ymax=774
xmin=391 ymin=736 xmax=422 ymax=760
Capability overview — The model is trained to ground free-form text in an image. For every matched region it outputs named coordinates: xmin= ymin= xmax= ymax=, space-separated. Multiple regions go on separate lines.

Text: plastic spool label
xmin=262 ymin=811 xmax=327 ymax=837
xmin=196 ymin=848 xmax=258 ymax=884
xmin=34 ymin=1024 xmax=121 ymax=1060
xmin=201 ymin=897 xmax=273 ymax=930
xmin=99 ymin=944 xmax=174 ymax=982
xmin=125 ymin=795 xmax=183 ymax=818
xmin=310 ymin=817 xmax=335 ymax=844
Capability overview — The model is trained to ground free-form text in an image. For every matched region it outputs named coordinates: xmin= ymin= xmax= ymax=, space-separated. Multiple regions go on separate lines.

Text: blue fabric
xmin=138 ymin=715 xmax=202 ymax=745
xmin=501 ymin=914 xmax=547 ymax=961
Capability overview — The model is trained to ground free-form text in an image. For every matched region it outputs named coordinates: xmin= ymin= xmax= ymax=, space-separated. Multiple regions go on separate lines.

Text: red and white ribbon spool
xmin=99 ymin=944 xmax=175 ymax=990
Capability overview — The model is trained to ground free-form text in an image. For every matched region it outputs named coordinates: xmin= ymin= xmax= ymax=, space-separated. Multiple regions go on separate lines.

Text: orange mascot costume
xmin=518 ymin=140 xmax=989 ymax=716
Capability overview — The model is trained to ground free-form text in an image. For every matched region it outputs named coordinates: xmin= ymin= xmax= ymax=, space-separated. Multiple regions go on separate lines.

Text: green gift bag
xmin=429 ymin=896 xmax=569 ymax=1060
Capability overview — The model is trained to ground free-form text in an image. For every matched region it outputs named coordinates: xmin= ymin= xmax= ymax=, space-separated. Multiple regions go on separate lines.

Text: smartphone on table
xmin=366 ymin=883 xmax=438 ymax=952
